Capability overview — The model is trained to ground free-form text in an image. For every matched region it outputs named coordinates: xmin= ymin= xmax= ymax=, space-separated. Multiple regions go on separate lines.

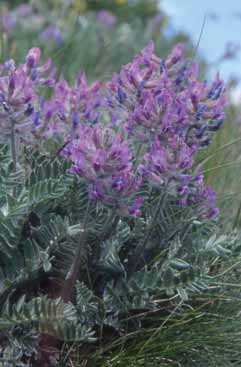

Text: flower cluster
xmin=0 ymin=48 xmax=55 ymax=143
xmin=67 ymin=124 xmax=142 ymax=216
xmin=107 ymin=42 xmax=225 ymax=147
xmin=39 ymin=72 xmax=103 ymax=143
xmin=106 ymin=41 xmax=226 ymax=217
xmin=0 ymin=46 xmax=103 ymax=148
xmin=0 ymin=43 xmax=226 ymax=218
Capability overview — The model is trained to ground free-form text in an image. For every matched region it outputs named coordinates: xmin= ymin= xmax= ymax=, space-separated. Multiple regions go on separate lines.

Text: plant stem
xmin=102 ymin=213 xmax=120 ymax=241
xmin=62 ymin=143 xmax=145 ymax=300
xmin=143 ymin=192 xmax=167 ymax=247
xmin=61 ymin=199 xmax=91 ymax=302
xmin=10 ymin=117 xmax=18 ymax=197
xmin=127 ymin=191 xmax=167 ymax=275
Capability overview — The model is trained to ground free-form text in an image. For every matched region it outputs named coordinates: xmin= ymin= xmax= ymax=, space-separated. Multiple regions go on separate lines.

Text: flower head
xmin=0 ymin=48 xmax=55 ymax=144
xmin=38 ymin=72 xmax=103 ymax=144
xmin=106 ymin=42 xmax=226 ymax=218
xmin=66 ymin=124 xmax=141 ymax=215
xmin=106 ymin=41 xmax=226 ymax=150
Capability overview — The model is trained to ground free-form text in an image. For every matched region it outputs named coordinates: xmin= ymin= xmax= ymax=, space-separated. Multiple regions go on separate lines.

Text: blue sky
xmin=161 ymin=0 xmax=241 ymax=83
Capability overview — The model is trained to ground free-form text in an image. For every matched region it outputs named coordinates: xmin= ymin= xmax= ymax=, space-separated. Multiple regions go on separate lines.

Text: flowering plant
xmin=0 ymin=43 xmax=229 ymax=366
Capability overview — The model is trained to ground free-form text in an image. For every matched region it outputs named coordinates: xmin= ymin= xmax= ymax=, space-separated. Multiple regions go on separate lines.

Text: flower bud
xmin=26 ymin=48 xmax=41 ymax=69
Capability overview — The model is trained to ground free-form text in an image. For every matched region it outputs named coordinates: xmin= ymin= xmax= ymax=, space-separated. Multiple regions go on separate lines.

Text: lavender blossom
xmin=66 ymin=124 xmax=142 ymax=215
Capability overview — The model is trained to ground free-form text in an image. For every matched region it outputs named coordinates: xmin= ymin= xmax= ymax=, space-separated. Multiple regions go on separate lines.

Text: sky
xmin=161 ymin=0 xmax=241 ymax=86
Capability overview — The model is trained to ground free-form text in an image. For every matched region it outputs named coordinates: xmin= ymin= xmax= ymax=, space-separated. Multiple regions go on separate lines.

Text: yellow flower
xmin=73 ymin=0 xmax=87 ymax=12
xmin=115 ymin=0 xmax=127 ymax=5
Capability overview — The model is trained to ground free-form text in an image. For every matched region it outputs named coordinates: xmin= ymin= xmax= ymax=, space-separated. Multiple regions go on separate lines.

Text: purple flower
xmin=4 ymin=59 xmax=15 ymax=71
xmin=40 ymin=73 xmax=103 ymax=142
xmin=0 ymin=42 xmax=222 ymax=220
xmin=220 ymin=41 xmax=240 ymax=61
xmin=68 ymin=125 xmax=132 ymax=181
xmin=0 ymin=48 xmax=56 ymax=144
xmin=106 ymin=41 xmax=226 ymax=150
xmin=89 ymin=182 xmax=106 ymax=201
xmin=103 ymin=41 xmax=226 ymax=218
xmin=177 ymin=144 xmax=194 ymax=170
xmin=15 ymin=4 xmax=32 ymax=17
xmin=66 ymin=124 xmax=142 ymax=215
xmin=202 ymin=186 xmax=219 ymax=218
xmin=96 ymin=10 xmax=117 ymax=28
xmin=149 ymin=13 xmax=164 ymax=34
xmin=165 ymin=44 xmax=185 ymax=67
xmin=128 ymin=197 xmax=144 ymax=217
xmin=39 ymin=25 xmax=63 ymax=46
xmin=26 ymin=48 xmax=41 ymax=69
xmin=176 ymin=170 xmax=219 ymax=218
